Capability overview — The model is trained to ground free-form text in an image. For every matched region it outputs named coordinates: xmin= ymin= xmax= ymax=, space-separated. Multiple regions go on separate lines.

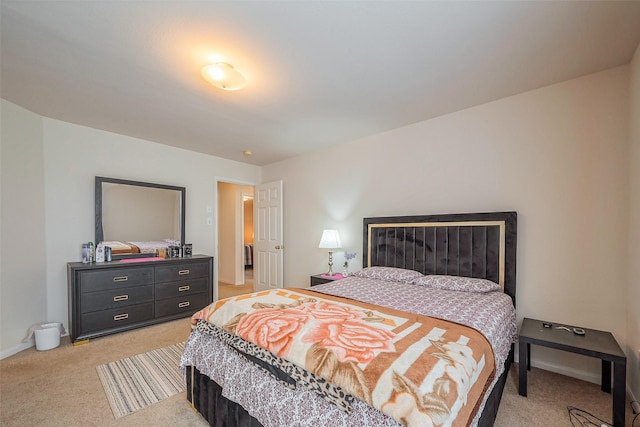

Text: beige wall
xmin=263 ymin=66 xmax=630 ymax=385
xmin=1 ymin=100 xmax=47 ymax=356
xmin=0 ymin=101 xmax=261 ymax=356
xmin=628 ymin=43 xmax=640 ymax=400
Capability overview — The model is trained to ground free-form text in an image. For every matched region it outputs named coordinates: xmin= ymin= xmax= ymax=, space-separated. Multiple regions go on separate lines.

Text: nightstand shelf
xmin=310 ymin=273 xmax=344 ymax=287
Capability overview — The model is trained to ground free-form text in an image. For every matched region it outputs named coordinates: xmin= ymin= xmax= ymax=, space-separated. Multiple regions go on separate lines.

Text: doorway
xmin=217 ymin=181 xmax=254 ymax=299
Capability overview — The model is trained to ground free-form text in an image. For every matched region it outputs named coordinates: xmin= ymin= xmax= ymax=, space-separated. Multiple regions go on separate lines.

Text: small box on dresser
xmin=67 ymin=255 xmax=213 ymax=344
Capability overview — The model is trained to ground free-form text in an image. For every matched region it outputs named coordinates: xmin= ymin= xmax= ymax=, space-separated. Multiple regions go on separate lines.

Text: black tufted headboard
xmin=363 ymin=211 xmax=517 ymax=306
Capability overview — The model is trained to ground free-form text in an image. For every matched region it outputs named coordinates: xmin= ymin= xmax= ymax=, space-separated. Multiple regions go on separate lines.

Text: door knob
xmin=275 ymin=245 xmax=283 ymax=250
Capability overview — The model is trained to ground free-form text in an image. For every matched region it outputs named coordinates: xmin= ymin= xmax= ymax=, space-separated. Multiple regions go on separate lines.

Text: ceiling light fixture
xmin=243 ymin=150 xmax=252 ymax=156
xmin=201 ymin=62 xmax=247 ymax=91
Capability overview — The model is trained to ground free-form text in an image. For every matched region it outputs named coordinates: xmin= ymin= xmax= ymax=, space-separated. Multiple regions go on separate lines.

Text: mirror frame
xmin=95 ymin=176 xmax=186 ymax=257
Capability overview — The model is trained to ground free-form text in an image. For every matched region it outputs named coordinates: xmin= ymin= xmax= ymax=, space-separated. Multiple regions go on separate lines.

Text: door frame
xmin=240 ymin=192 xmax=254 ymax=285
xmin=213 ymin=177 xmax=256 ymax=301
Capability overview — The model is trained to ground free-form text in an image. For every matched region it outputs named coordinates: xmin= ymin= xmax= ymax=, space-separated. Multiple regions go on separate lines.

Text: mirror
xmin=95 ymin=176 xmax=185 ymax=258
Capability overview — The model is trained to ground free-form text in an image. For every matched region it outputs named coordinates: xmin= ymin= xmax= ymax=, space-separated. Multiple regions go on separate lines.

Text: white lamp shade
xmin=318 ymin=229 xmax=342 ymax=249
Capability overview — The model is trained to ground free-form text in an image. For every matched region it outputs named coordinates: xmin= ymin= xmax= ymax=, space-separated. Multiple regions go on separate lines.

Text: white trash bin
xmin=34 ymin=322 xmax=63 ymax=351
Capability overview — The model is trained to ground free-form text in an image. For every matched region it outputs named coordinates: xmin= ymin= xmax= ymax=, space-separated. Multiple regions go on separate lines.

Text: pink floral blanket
xmin=191 ymin=289 xmax=495 ymax=427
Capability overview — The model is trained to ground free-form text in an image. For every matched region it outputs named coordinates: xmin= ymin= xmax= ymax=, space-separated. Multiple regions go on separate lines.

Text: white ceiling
xmin=2 ymin=1 xmax=640 ymax=166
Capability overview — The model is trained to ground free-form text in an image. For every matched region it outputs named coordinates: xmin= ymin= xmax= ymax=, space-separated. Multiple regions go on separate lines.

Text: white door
xmin=254 ymin=180 xmax=283 ymax=291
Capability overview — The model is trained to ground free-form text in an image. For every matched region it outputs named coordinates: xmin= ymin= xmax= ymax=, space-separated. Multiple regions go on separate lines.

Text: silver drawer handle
xmin=114 ymin=313 xmax=129 ymax=321
xmin=178 ymin=285 xmax=190 ymax=292
xmin=113 ymin=294 xmax=129 ymax=302
xmin=113 ymin=276 xmax=129 ymax=282
xmin=178 ymin=301 xmax=190 ymax=308
xmin=178 ymin=269 xmax=190 ymax=275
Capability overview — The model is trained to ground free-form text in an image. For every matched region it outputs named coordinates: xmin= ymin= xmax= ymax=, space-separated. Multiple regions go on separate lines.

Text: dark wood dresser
xmin=67 ymin=255 xmax=213 ymax=344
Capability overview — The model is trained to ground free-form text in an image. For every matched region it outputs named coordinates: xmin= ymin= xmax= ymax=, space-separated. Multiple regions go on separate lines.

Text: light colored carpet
xmin=218 ymin=282 xmax=255 ymax=299
xmin=1 ymin=316 xmax=636 ymax=426
xmin=0 ymin=318 xmax=207 ymax=427
xmin=96 ymin=342 xmax=186 ymax=418
xmin=218 ymin=268 xmax=255 ymax=299
xmin=495 ymin=363 xmax=635 ymax=427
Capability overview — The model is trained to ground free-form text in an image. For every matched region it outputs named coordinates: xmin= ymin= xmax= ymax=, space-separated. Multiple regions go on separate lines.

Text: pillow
xmin=412 ymin=275 xmax=500 ymax=293
xmin=351 ymin=267 xmax=423 ymax=283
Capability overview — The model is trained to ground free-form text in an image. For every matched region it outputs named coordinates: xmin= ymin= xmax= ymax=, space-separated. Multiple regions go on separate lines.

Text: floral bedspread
xmin=191 ymin=288 xmax=495 ymax=427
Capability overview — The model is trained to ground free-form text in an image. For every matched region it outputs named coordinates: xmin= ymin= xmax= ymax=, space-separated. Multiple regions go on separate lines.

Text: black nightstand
xmin=310 ymin=273 xmax=343 ymax=287
xmin=518 ymin=317 xmax=626 ymax=427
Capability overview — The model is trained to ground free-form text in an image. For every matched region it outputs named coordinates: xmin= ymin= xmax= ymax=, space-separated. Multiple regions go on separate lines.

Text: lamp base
xmin=326 ymin=250 xmax=335 ymax=276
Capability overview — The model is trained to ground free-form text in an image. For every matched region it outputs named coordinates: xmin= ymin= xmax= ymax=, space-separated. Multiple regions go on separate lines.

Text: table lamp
xmin=318 ymin=229 xmax=342 ymax=276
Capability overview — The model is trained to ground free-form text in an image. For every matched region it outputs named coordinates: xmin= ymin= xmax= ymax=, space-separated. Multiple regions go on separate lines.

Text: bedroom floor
xmin=0 ymin=317 xmax=635 ymax=427
xmin=0 ymin=318 xmax=207 ymax=427
xmin=218 ymin=267 xmax=254 ymax=299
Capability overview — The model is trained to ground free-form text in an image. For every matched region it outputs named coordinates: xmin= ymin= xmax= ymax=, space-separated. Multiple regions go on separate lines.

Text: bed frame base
xmin=186 ymin=345 xmax=513 ymax=427
xmin=477 ymin=345 xmax=514 ymax=426
xmin=187 ymin=366 xmax=263 ymax=427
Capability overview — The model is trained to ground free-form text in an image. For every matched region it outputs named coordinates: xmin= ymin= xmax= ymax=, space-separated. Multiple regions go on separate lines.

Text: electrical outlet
xmin=206 ymin=218 xmax=212 ymax=226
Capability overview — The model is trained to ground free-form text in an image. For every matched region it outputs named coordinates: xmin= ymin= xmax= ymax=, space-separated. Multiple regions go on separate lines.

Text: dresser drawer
xmin=79 ymin=267 xmax=154 ymax=293
xmin=155 ymin=293 xmax=210 ymax=318
xmin=155 ymin=278 xmax=208 ymax=300
xmin=81 ymin=285 xmax=154 ymax=313
xmin=155 ymin=262 xmax=209 ymax=283
xmin=81 ymin=303 xmax=154 ymax=334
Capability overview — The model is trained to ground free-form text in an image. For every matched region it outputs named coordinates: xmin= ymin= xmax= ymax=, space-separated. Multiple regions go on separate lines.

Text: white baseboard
xmin=1 ymin=332 xmax=70 ymax=360
xmin=529 ymin=359 xmax=601 ymax=385
xmin=1 ymin=339 xmax=34 ymax=360
xmin=629 ymin=388 xmax=638 ymax=408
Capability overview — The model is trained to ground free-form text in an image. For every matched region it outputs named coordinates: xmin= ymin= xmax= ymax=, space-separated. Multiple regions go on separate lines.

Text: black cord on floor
xmin=567 ymin=406 xmax=610 ymax=427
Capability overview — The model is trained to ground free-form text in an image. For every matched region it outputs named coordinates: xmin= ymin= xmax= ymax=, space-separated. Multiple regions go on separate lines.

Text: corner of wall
xmin=627 ymin=41 xmax=640 ymax=400
xmin=0 ymin=99 xmax=48 ymax=356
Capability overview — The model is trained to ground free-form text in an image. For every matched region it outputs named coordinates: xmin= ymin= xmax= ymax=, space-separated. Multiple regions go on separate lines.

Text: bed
xmin=180 ymin=211 xmax=517 ymax=426
xmin=244 ymin=243 xmax=254 ymax=267
xmin=102 ymin=240 xmax=141 ymax=254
